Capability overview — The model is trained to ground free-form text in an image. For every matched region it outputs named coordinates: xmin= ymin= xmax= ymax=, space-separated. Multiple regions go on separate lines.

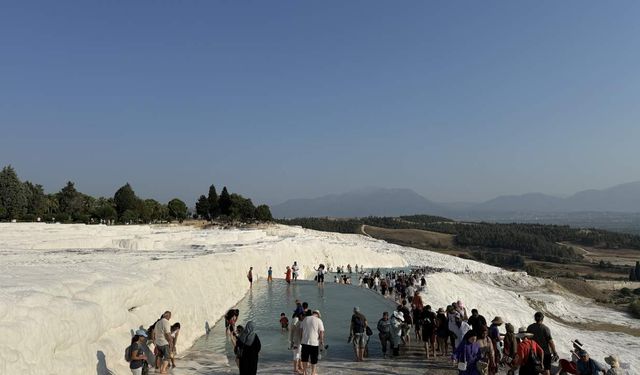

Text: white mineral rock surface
xmin=0 ymin=223 xmax=637 ymax=374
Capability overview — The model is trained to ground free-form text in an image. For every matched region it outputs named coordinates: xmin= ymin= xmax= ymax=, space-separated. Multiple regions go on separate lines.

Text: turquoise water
xmin=176 ymin=279 xmax=397 ymax=374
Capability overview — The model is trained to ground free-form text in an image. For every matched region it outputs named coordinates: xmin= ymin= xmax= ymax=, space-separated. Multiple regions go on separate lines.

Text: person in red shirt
xmin=285 ymin=266 xmax=292 ymax=284
xmin=515 ymin=327 xmax=544 ymax=375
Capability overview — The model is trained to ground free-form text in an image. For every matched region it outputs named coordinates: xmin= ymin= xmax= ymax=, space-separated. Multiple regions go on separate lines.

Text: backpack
xmin=353 ymin=315 xmax=364 ymax=334
xmin=125 ymin=345 xmax=133 ymax=362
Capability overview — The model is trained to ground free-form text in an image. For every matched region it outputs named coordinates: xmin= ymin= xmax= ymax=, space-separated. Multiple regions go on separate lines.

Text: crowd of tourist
xmin=123 ymin=264 xmax=626 ymax=375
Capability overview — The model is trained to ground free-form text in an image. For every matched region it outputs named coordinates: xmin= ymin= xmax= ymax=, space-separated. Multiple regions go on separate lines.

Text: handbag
xmin=457 ymin=344 xmax=467 ymax=371
xmin=365 ymin=326 xmax=373 ymax=336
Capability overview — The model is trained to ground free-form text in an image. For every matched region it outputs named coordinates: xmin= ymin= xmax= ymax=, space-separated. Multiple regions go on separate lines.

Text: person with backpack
xmin=421 ymin=305 xmax=437 ymax=359
xmin=527 ymin=312 xmax=559 ymax=375
xmin=349 ymin=306 xmax=368 ymax=362
xmin=515 ymin=327 xmax=544 ymax=375
xmin=126 ymin=330 xmax=149 ymax=375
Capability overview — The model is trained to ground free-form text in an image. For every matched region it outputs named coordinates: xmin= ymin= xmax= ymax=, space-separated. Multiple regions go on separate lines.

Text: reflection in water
xmin=177 ymin=279 xmax=396 ymax=374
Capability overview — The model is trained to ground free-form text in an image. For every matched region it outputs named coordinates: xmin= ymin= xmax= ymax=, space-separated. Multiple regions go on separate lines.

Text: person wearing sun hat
xmin=604 ymin=355 xmax=621 ymax=375
xmin=515 ymin=327 xmax=544 ymax=375
xmin=390 ymin=311 xmax=404 ymax=357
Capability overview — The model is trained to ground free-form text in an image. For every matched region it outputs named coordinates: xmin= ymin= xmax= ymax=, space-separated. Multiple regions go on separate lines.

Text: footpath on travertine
xmin=213 ymin=341 xmax=459 ymax=375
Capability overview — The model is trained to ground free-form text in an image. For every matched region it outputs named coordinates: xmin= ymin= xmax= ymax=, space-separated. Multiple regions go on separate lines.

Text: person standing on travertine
xmin=300 ymin=310 xmax=325 ymax=375
xmin=292 ymin=261 xmax=299 ymax=282
xmin=154 ymin=311 xmax=174 ymax=375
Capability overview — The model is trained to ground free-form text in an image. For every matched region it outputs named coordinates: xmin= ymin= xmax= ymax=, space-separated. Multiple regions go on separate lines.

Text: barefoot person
xmin=349 ymin=307 xmax=368 ymax=362
xmin=247 ymin=267 xmax=253 ymax=288
xmin=300 ymin=310 xmax=325 ymax=375
xmin=128 ymin=330 xmax=149 ymax=375
xmin=169 ymin=323 xmax=180 ymax=368
xmin=153 ymin=311 xmax=174 ymax=374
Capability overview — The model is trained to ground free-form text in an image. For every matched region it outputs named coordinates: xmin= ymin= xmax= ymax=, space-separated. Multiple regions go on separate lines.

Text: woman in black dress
xmin=235 ymin=321 xmax=261 ymax=375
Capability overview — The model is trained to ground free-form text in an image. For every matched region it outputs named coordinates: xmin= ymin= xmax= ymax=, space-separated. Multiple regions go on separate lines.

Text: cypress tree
xmin=631 ymin=268 xmax=637 ymax=282
xmin=207 ymin=185 xmax=219 ymax=220
xmin=635 ymin=261 xmax=640 ymax=281
xmin=218 ymin=186 xmax=232 ymax=216
xmin=0 ymin=165 xmax=27 ymax=220
xmin=195 ymin=195 xmax=210 ymax=220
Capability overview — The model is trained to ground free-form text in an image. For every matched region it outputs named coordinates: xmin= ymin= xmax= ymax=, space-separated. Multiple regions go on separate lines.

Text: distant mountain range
xmin=271 ymin=181 xmax=640 ymax=219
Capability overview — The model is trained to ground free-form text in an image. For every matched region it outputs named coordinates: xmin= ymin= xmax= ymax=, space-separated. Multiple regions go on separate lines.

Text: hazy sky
xmin=2 ymin=1 xmax=640 ymax=206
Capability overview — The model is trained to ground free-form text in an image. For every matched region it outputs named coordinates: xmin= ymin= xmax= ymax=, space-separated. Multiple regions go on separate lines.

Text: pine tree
xmin=218 ymin=186 xmax=232 ymax=217
xmin=114 ymin=183 xmax=139 ymax=219
xmin=58 ymin=181 xmax=83 ymax=220
xmin=195 ymin=195 xmax=210 ymax=220
xmin=0 ymin=165 xmax=27 ymax=220
xmin=207 ymin=185 xmax=219 ymax=220
xmin=167 ymin=198 xmax=188 ymax=223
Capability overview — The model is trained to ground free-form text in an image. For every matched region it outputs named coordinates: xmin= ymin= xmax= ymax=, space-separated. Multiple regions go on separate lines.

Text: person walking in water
xmin=285 ymin=266 xmax=292 ymax=284
xmin=300 ymin=310 xmax=325 ymax=375
xmin=349 ymin=306 xmax=368 ymax=362
xmin=236 ymin=321 xmax=261 ymax=375
xmin=267 ymin=266 xmax=273 ymax=282
xmin=292 ymin=261 xmax=300 ymax=282
xmin=247 ymin=267 xmax=253 ymax=288
xmin=377 ymin=312 xmax=392 ymax=358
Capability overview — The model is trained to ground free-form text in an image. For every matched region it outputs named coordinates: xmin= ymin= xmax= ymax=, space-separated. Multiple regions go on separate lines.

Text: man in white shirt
xmin=300 ymin=310 xmax=325 ymax=375
xmin=292 ymin=261 xmax=299 ymax=282
xmin=154 ymin=311 xmax=174 ymax=374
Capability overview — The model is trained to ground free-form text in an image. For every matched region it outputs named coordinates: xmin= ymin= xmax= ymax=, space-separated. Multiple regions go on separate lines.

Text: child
xmin=280 ymin=313 xmax=289 ymax=332
xmin=169 ymin=322 xmax=180 ymax=368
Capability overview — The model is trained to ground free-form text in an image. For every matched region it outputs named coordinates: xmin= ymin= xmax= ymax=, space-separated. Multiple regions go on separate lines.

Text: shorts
xmin=130 ymin=368 xmax=142 ymax=375
xmin=352 ymin=333 xmax=366 ymax=348
xmin=317 ymin=274 xmax=324 ymax=283
xmin=156 ymin=345 xmax=170 ymax=360
xmin=543 ymin=353 xmax=551 ymax=370
xmin=292 ymin=345 xmax=302 ymax=360
xmin=301 ymin=344 xmax=319 ymax=364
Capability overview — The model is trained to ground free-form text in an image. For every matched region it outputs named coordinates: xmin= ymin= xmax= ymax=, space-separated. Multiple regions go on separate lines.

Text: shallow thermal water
xmin=173 ymin=278 xmax=397 ymax=374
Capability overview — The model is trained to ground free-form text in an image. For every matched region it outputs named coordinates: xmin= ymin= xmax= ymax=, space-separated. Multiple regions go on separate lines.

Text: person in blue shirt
xmin=576 ymin=350 xmax=606 ymax=375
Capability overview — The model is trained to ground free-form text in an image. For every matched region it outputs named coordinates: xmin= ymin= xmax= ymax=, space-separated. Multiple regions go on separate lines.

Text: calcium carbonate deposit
xmin=0 ymin=223 xmax=637 ymax=374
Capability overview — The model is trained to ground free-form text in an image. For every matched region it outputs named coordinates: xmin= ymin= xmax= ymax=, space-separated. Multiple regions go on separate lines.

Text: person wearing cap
xmin=515 ymin=327 xmax=544 ymax=375
xmin=350 ymin=306 xmax=368 ymax=362
xmin=390 ymin=310 xmax=404 ymax=357
xmin=154 ymin=311 xmax=174 ymax=374
xmin=129 ymin=330 xmax=149 ymax=375
xmin=575 ymin=350 xmax=607 ymax=375
xmin=527 ymin=312 xmax=558 ymax=375
xmin=604 ymin=355 xmax=621 ymax=375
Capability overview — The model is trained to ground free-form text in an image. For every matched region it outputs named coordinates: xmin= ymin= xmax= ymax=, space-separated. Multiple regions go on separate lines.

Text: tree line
xmin=0 ymin=165 xmax=272 ymax=224
xmin=277 ymin=216 xmax=640 ymax=265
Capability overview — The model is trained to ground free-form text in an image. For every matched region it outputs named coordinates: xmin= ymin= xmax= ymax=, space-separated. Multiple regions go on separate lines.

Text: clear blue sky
xmin=2 ymin=1 xmax=639 ymax=205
